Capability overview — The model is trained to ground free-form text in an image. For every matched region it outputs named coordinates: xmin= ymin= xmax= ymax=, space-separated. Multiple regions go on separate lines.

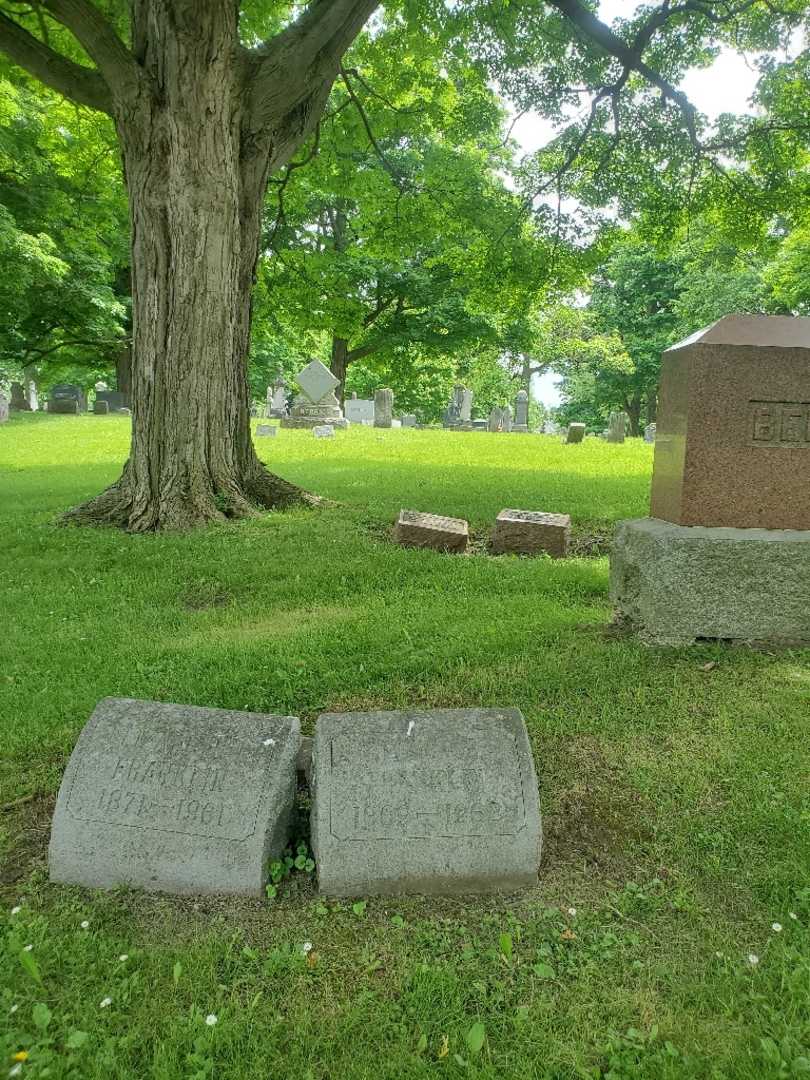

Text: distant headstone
xmin=488 ymin=407 xmax=504 ymax=432
xmin=606 ymin=410 xmax=626 ymax=443
xmin=542 ymin=420 xmax=560 ymax=435
xmin=513 ymin=390 xmax=529 ymax=432
xmin=644 ymin=422 xmax=656 ymax=443
xmin=345 ymin=397 xmax=375 ymax=425
xmin=311 ymin=708 xmax=542 ymax=896
xmin=394 ymin=509 xmax=468 ymax=553
xmin=10 ymin=383 xmax=28 ymax=411
xmin=501 ymin=405 xmax=513 ymax=433
xmin=313 ymin=424 xmax=335 ymax=439
xmin=282 ymin=360 xmax=348 ymax=429
xmin=0 ymin=394 xmax=8 ymax=424
xmin=256 ymin=424 xmax=276 ymax=437
xmin=565 ymin=423 xmax=586 ymax=444
xmin=48 ymin=384 xmax=84 ymax=414
xmin=374 ymin=388 xmax=394 ymax=428
xmin=268 ymin=379 xmax=288 ymax=419
xmin=443 ymin=385 xmax=465 ymax=428
xmin=459 ymin=388 xmax=473 ymax=428
xmin=117 ymin=407 xmax=132 ymax=416
xmin=49 ymin=698 xmax=300 ymax=896
xmin=96 ymin=390 xmax=128 ymax=412
xmin=492 ymin=509 xmax=571 ymax=558
xmin=400 ymin=414 xmax=417 ymax=427
xmin=93 ymin=399 xmax=110 ymax=415
xmin=472 ymin=419 xmax=488 ymax=431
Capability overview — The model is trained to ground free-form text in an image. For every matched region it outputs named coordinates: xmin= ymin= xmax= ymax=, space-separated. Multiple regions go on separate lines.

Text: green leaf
xmin=294 ymin=854 xmax=307 ymax=870
xmin=33 ymin=1001 xmax=52 ymax=1029
xmin=19 ymin=947 xmax=42 ymax=984
xmin=416 ymin=1033 xmax=427 ymax=1054
xmin=352 ymin=901 xmax=367 ymax=917
xmin=173 ymin=960 xmax=183 ymax=985
xmin=266 ymin=884 xmax=278 ymax=901
xmin=390 ymin=915 xmax=406 ymax=928
xmin=66 ymin=1030 xmax=89 ymax=1049
xmin=466 ymin=1022 xmax=486 ymax=1056
xmin=533 ymin=963 xmax=556 ymax=979
xmin=499 ymin=932 xmax=513 ymax=961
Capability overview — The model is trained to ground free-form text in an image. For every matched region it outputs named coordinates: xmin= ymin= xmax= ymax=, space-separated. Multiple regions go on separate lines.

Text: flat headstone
xmin=394 ymin=509 xmax=469 ymax=552
xmin=93 ymin=400 xmax=110 ymax=415
xmin=313 ymin=424 xmax=335 ymax=438
xmin=472 ymin=418 xmax=488 ymax=431
xmin=400 ymin=414 xmax=417 ymax=427
xmin=644 ymin=422 xmax=656 ymax=443
xmin=256 ymin=424 xmax=276 ymax=437
xmin=0 ymin=394 xmax=8 ymax=423
xmin=565 ymin=423 xmax=586 ymax=444
xmin=492 ymin=509 xmax=571 ymax=557
xmin=311 ymin=708 xmax=542 ymax=896
xmin=606 ymin=410 xmax=626 ymax=443
xmin=49 ymin=698 xmax=300 ymax=896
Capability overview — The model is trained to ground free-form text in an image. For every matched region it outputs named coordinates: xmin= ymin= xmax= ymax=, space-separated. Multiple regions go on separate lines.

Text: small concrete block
xmin=49 ymin=698 xmax=300 ymax=896
xmin=610 ymin=517 xmax=810 ymax=645
xmin=565 ymin=423 xmax=586 ymax=444
xmin=311 ymin=708 xmax=542 ymax=896
xmin=492 ymin=509 xmax=571 ymax=557
xmin=394 ymin=509 xmax=468 ymax=552
xmin=256 ymin=424 xmax=277 ymax=437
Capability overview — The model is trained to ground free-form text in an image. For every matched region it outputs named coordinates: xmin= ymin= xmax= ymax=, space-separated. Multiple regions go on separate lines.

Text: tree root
xmin=60 ymin=462 xmax=323 ymax=532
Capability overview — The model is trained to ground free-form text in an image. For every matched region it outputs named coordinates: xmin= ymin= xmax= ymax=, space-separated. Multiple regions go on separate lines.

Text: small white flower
xmin=771 ymin=922 xmax=782 ymax=932
xmin=9 ymin=1004 xmax=18 ymax=1014
xmin=747 ymin=953 xmax=759 ymax=966
xmin=567 ymin=908 xmax=577 ymax=917
xmin=302 ymin=941 xmax=313 ymax=954
xmin=205 ymin=1014 xmax=218 ymax=1027
xmin=80 ymin=920 xmax=90 ymax=930
xmin=263 ymin=738 xmax=275 ymax=747
xmin=119 ymin=954 xmax=129 ymax=962
xmin=10 ymin=906 xmax=21 ymax=916
xmin=715 ymin=951 xmax=724 ymax=959
xmin=22 ymin=945 xmax=33 ymax=953
xmin=789 ymin=912 xmax=798 ymax=921
xmin=99 ymin=997 xmax=112 ymax=1008
xmin=10 ymin=1064 xmax=23 ymax=1078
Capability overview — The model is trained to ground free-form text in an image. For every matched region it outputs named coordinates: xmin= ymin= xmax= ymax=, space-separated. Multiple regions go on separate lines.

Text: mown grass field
xmin=1 ymin=412 xmax=809 ymax=1079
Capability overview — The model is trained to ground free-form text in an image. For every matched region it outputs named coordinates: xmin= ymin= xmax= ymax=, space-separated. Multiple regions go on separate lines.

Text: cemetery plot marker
xmin=394 ymin=509 xmax=469 ymax=552
xmin=49 ymin=698 xmax=300 ymax=896
xmin=311 ymin=708 xmax=542 ymax=896
xmin=492 ymin=509 xmax=570 ymax=557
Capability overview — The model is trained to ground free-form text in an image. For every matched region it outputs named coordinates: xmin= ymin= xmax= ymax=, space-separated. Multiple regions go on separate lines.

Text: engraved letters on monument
xmin=49 ymin=698 xmax=300 ymax=896
xmin=312 ymin=708 xmax=542 ymax=896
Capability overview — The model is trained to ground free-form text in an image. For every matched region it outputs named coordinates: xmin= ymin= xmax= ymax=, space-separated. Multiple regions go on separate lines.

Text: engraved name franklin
xmin=328 ymin=732 xmax=526 ymax=840
xmin=750 ymin=401 xmax=810 ymax=448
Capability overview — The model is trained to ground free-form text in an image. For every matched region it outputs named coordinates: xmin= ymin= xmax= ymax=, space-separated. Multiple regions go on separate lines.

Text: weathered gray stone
xmin=394 ymin=509 xmax=468 ymax=552
xmin=345 ymin=397 xmax=375 ymax=424
xmin=49 ymin=698 xmax=300 ymax=896
xmin=400 ymin=414 xmax=417 ymax=427
xmin=267 ymin=379 xmax=288 ymax=419
xmin=256 ymin=424 xmax=276 ymax=437
xmin=374 ymin=388 xmax=394 ymax=428
xmin=610 ymin=517 xmax=810 ymax=645
xmin=472 ymin=419 xmax=488 ymax=431
xmin=501 ymin=405 xmax=513 ymax=433
xmin=443 ymin=386 xmax=465 ymax=427
xmin=460 ymin=388 xmax=473 ymax=424
xmin=93 ymin=400 xmax=110 ymax=415
xmin=606 ymin=410 xmax=626 ymax=443
xmin=565 ymin=423 xmax=586 ymax=444
xmin=492 ymin=509 xmax=570 ymax=557
xmin=513 ymin=390 xmax=529 ymax=432
xmin=0 ymin=394 xmax=8 ymax=423
xmin=311 ymin=708 xmax=542 ymax=896
xmin=488 ymin=407 xmax=504 ymax=432
xmin=644 ymin=423 xmax=656 ymax=443
xmin=313 ymin=424 xmax=335 ymax=438
xmin=282 ymin=359 xmax=348 ymax=429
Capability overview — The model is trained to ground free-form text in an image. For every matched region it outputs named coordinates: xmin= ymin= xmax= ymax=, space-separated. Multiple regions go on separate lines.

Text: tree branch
xmin=40 ymin=0 xmax=143 ymax=105
xmin=0 ymin=9 xmax=110 ymax=112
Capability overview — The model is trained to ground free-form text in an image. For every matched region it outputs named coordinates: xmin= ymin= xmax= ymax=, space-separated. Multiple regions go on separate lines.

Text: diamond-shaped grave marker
xmin=296 ymin=359 xmax=340 ymax=404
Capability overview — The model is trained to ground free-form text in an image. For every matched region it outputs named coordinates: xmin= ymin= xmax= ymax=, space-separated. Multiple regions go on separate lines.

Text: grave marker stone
xmin=400 ymin=414 xmax=417 ymax=427
xmin=267 ymin=379 xmax=288 ymax=419
xmin=0 ymin=394 xmax=8 ymax=424
xmin=502 ymin=405 xmax=513 ymax=433
xmin=256 ymin=424 xmax=276 ymax=437
xmin=606 ymin=410 xmax=626 ymax=443
xmin=394 ymin=509 xmax=468 ymax=552
xmin=282 ymin=359 xmax=348 ymax=429
xmin=311 ymin=708 xmax=542 ymax=896
xmin=344 ymin=397 xmax=375 ymax=425
xmin=565 ymin=422 xmax=586 ymax=444
xmin=374 ymin=388 xmax=394 ymax=428
xmin=313 ymin=424 xmax=335 ymax=438
xmin=492 ymin=509 xmax=571 ymax=557
xmin=513 ymin=390 xmax=529 ymax=432
xmin=488 ymin=407 xmax=504 ymax=432
xmin=644 ymin=422 xmax=656 ymax=443
xmin=93 ymin=399 xmax=110 ymax=415
xmin=49 ymin=698 xmax=300 ymax=896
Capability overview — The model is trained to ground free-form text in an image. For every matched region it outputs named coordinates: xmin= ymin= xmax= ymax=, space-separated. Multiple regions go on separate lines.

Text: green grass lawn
xmin=1 ymin=412 xmax=809 ymax=1079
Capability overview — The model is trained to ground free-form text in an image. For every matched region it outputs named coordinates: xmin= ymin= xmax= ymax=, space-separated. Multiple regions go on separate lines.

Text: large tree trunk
xmin=624 ymin=392 xmax=642 ymax=437
xmin=63 ymin=5 xmax=320 ymax=531
xmin=330 ymin=336 xmax=350 ymax=403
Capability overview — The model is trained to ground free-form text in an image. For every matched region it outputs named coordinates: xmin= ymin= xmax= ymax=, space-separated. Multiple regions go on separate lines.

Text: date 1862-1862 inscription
xmin=328 ymin=731 xmax=526 ymax=841
xmin=751 ymin=401 xmax=810 ymax=448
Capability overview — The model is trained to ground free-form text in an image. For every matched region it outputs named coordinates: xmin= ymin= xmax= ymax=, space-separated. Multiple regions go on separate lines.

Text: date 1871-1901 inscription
xmin=751 ymin=401 xmax=810 ymax=448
